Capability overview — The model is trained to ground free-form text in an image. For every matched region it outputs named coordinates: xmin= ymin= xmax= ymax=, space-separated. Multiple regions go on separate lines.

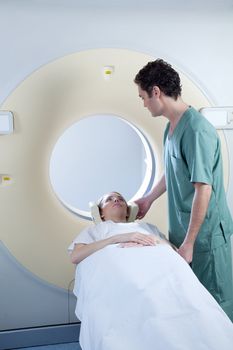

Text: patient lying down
xmin=69 ymin=192 xmax=233 ymax=350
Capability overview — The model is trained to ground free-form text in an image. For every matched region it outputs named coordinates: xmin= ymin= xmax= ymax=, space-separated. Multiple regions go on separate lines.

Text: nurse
xmin=134 ymin=58 xmax=233 ymax=321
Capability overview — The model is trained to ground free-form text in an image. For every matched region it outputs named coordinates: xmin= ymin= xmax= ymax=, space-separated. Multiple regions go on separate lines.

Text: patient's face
xmin=99 ymin=192 xmax=128 ymax=221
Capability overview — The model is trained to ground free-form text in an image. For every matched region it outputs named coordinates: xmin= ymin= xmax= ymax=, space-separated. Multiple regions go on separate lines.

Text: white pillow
xmin=89 ymin=201 xmax=139 ymax=224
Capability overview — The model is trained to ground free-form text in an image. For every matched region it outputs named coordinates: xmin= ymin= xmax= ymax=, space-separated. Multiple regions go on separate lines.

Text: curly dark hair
xmin=134 ymin=59 xmax=182 ymax=100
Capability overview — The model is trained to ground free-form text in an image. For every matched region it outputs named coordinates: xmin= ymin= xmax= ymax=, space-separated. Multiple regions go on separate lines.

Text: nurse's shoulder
xmin=186 ymin=107 xmax=217 ymax=136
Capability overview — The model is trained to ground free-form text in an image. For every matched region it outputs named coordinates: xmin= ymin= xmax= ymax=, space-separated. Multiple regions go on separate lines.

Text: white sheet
xmin=73 ymin=244 xmax=233 ymax=350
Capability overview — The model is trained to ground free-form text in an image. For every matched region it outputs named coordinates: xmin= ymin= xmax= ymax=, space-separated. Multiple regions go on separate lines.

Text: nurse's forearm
xmin=147 ymin=174 xmax=166 ymax=203
xmin=185 ymin=183 xmax=212 ymax=244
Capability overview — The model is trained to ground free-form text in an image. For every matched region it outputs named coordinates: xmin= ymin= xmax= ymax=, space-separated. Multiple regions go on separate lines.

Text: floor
xmin=13 ymin=343 xmax=81 ymax=350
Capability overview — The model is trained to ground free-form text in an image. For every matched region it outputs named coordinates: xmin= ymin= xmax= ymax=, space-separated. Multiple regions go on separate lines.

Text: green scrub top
xmin=164 ymin=107 xmax=233 ymax=252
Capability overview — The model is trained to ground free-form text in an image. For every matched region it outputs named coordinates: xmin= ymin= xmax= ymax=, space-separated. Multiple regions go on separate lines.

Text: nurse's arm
xmin=178 ymin=182 xmax=212 ymax=263
xmin=135 ymin=173 xmax=166 ymax=219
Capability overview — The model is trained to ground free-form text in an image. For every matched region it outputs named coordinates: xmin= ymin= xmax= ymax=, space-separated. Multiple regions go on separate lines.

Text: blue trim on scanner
xmin=0 ymin=323 xmax=80 ymax=350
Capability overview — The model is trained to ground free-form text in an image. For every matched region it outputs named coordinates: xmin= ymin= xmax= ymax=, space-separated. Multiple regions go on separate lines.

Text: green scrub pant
xmin=192 ymin=238 xmax=233 ymax=322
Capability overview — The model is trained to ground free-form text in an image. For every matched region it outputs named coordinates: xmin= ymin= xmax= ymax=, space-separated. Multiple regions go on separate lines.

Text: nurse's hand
xmin=178 ymin=241 xmax=194 ymax=263
xmin=134 ymin=197 xmax=152 ymax=219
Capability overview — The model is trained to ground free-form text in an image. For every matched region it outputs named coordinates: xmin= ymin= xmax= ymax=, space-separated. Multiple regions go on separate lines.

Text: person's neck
xmin=106 ymin=215 xmax=127 ymax=223
xmin=162 ymin=97 xmax=189 ymax=135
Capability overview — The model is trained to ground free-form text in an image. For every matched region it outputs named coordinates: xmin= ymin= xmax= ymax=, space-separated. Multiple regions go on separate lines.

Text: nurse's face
xmin=99 ymin=192 xmax=128 ymax=221
xmin=138 ymin=85 xmax=163 ymax=117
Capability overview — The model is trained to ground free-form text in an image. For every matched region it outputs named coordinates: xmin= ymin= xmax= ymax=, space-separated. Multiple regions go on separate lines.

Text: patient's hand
xmin=119 ymin=242 xmax=144 ymax=248
xmin=119 ymin=238 xmax=161 ymax=248
xmin=111 ymin=232 xmax=156 ymax=246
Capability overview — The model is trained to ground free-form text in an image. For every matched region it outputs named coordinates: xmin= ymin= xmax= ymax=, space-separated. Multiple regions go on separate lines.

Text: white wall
xmin=0 ymin=0 xmax=233 ymax=106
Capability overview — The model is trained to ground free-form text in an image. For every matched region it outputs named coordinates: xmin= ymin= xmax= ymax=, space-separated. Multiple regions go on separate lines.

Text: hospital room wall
xmin=0 ymin=2 xmax=233 ymax=106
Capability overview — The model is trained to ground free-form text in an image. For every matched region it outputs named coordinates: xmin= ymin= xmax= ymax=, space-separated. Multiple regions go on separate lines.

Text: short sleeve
xmin=68 ymin=226 xmax=96 ymax=252
xmin=182 ymin=130 xmax=217 ymax=185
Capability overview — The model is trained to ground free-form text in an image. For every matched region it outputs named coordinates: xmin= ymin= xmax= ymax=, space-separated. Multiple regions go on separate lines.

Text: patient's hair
xmin=134 ymin=59 xmax=182 ymax=99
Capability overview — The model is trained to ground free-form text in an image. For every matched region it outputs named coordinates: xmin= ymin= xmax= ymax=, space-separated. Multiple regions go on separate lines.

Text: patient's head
xmin=97 ymin=191 xmax=129 ymax=223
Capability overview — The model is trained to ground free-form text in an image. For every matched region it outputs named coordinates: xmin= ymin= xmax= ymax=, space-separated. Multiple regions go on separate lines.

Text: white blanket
xmin=73 ymin=244 xmax=233 ymax=350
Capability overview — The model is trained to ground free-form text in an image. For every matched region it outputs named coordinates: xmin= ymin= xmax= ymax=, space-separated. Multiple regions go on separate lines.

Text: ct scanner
xmin=0 ymin=48 xmax=232 ymax=349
